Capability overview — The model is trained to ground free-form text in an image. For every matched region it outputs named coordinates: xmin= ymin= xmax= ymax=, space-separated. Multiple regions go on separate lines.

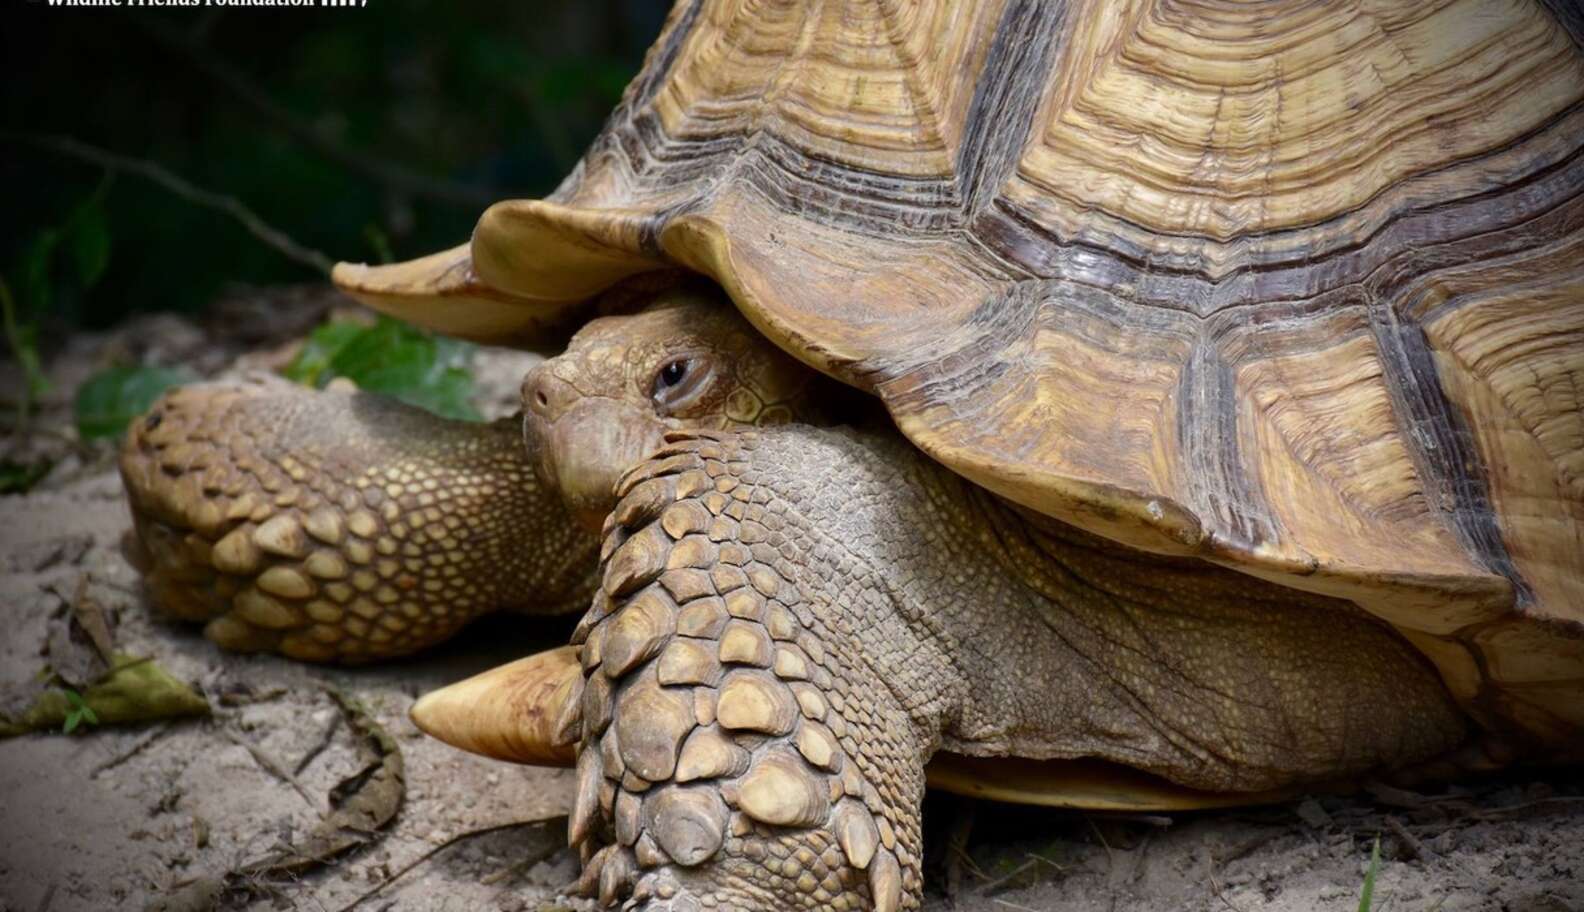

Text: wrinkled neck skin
xmin=521 ymin=382 xmax=880 ymax=533
xmin=712 ymin=424 xmax=1467 ymax=794
xmin=518 ymin=287 xmax=863 ymax=530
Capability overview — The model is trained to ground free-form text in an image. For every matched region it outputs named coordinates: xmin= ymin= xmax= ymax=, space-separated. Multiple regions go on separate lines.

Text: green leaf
xmin=0 ymin=277 xmax=50 ymax=409
xmin=2 ymin=655 xmax=209 ymax=738
xmin=362 ymin=223 xmax=394 ymax=265
xmin=14 ymin=229 xmax=60 ymax=320
xmin=1357 ymin=836 xmax=1381 ymax=912
xmin=283 ymin=320 xmax=365 ymax=386
xmin=13 ymin=323 xmax=48 ymax=403
xmin=284 ymin=317 xmax=481 ymax=422
xmin=62 ymin=689 xmax=97 ymax=734
xmin=74 ymin=365 xmax=194 ymax=440
xmin=67 ymin=199 xmax=112 ymax=289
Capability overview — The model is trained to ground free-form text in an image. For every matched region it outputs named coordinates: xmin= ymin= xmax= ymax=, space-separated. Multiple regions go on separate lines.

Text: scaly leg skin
xmin=120 ymin=375 xmax=597 ymax=663
xmin=566 ymin=426 xmax=1468 ymax=911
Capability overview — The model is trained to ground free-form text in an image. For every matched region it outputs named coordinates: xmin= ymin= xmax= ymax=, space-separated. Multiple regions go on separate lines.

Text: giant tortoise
xmin=121 ymin=0 xmax=1584 ymax=909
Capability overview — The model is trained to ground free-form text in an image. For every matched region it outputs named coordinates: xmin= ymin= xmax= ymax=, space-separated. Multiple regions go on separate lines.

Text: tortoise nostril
xmin=524 ymin=368 xmax=569 ymax=420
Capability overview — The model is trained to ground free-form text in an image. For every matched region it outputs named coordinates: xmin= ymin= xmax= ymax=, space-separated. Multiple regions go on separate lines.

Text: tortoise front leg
xmin=567 ymin=429 xmax=935 ymax=911
xmin=120 ymin=375 xmax=598 ymax=663
xmin=564 ymin=425 xmax=1469 ymax=911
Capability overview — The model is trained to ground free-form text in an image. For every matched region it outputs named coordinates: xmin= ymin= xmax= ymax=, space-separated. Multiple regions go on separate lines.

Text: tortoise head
xmin=521 ymin=285 xmax=826 ymax=530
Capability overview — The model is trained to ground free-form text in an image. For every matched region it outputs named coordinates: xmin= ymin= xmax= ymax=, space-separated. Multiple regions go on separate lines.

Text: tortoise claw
xmin=409 ymin=646 xmax=582 ymax=766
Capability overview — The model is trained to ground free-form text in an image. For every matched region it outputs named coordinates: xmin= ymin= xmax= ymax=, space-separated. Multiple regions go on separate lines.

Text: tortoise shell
xmin=335 ymin=0 xmax=1584 ymax=751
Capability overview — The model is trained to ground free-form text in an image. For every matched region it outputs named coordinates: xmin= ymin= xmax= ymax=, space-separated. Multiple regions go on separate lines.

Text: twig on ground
xmin=951 ymin=843 xmax=989 ymax=882
xmin=944 ymin=798 xmax=978 ymax=899
xmin=1125 ymin=832 xmax=1154 ymax=886
xmin=1026 ymin=851 xmax=1065 ymax=874
xmin=91 ymin=722 xmax=171 ymax=777
xmin=335 ymin=819 xmax=562 ymax=912
xmin=479 ymin=860 xmax=523 ymax=887
xmin=1469 ymin=796 xmax=1584 ymax=820
xmin=1105 ymin=813 xmax=1174 ymax=828
xmin=5 ymin=133 xmax=334 ymax=275
xmin=1208 ymin=853 xmax=1247 ymax=912
xmin=152 ymin=696 xmax=404 ymax=911
xmin=224 ymin=729 xmax=325 ymax=817
xmin=68 ymin=573 xmax=117 ymax=666
xmin=293 ymin=709 xmax=342 ymax=776
xmin=1219 ymin=832 xmax=1275 ymax=866
xmin=1085 ymin=815 xmax=1117 ymax=872
xmin=1363 ymin=781 xmax=1470 ymax=811
xmin=977 ymin=858 xmax=1040 ymax=896
xmin=990 ymin=900 xmax=1044 ymax=912
xmin=1382 ymin=815 xmax=1431 ymax=862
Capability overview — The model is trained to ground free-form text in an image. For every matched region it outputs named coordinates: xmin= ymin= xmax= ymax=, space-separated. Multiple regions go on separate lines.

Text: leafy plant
xmin=1357 ymin=835 xmax=1381 ymax=912
xmin=362 ymin=223 xmax=395 ymax=265
xmin=283 ymin=320 xmax=366 ymax=388
xmin=283 ymin=317 xmax=481 ymax=422
xmin=73 ymin=365 xmax=194 ymax=440
xmin=61 ymin=688 xmax=99 ymax=734
xmin=5 ymin=178 xmax=116 ymax=428
xmin=0 ymin=276 xmax=48 ymax=428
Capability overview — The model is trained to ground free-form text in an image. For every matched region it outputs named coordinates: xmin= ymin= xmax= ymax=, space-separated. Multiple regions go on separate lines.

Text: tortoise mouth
xmin=523 ymin=395 xmax=666 ymax=532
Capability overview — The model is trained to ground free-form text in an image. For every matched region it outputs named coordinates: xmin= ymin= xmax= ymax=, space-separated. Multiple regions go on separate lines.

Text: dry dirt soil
xmin=1 ymin=288 xmax=1580 ymax=912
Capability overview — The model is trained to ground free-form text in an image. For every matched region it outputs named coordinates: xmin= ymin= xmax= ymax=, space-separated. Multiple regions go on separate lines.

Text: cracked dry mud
xmin=1 ymin=295 xmax=1580 ymax=912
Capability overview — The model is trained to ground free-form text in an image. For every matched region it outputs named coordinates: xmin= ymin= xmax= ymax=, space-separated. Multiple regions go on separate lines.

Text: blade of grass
xmin=0 ymin=276 xmax=49 ymax=428
xmin=1357 ymin=835 xmax=1381 ymax=912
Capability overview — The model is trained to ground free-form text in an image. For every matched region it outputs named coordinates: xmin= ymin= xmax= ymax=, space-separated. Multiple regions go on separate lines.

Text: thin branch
xmin=224 ymin=729 xmax=326 ymax=818
xmin=990 ymin=899 xmax=1044 ymax=912
xmin=133 ymin=17 xmax=496 ymax=210
xmin=1085 ymin=815 xmax=1117 ymax=872
xmin=1469 ymin=796 xmax=1584 ymax=820
xmin=91 ymin=722 xmax=172 ymax=777
xmin=1382 ymin=815 xmax=1431 ymax=862
xmin=1208 ymin=863 xmax=1246 ymax=912
xmin=293 ymin=708 xmax=342 ymax=776
xmin=1026 ymin=851 xmax=1065 ymax=874
xmin=7 ymin=133 xmax=334 ymax=276
xmin=334 ymin=819 xmax=562 ymax=912
xmin=976 ymin=858 xmax=1039 ymax=896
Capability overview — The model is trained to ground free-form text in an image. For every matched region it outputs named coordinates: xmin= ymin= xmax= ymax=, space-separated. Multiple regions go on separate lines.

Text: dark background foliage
xmin=2 ymin=0 xmax=665 ymax=340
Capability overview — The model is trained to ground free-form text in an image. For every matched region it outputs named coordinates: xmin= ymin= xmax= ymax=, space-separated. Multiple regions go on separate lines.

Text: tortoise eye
xmin=651 ymin=356 xmax=712 ymax=414
xmin=658 ymin=359 xmax=688 ymax=389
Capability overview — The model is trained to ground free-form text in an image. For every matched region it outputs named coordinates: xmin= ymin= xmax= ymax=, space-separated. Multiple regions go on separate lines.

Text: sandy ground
xmin=1 ymin=289 xmax=1580 ymax=912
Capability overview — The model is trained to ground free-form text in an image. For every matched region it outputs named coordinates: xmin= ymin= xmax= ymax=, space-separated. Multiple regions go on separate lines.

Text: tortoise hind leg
xmin=119 ymin=375 xmax=597 ymax=663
